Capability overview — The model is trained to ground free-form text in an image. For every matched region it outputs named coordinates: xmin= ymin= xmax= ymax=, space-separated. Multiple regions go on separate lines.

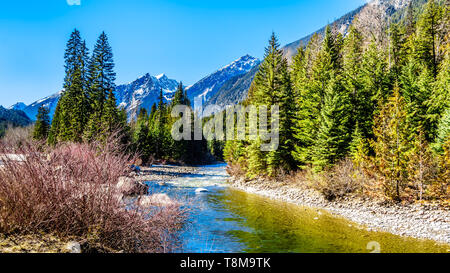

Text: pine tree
xmin=415 ymin=0 xmax=443 ymax=78
xmin=407 ymin=130 xmax=436 ymax=201
xmin=85 ymin=32 xmax=117 ymax=140
xmin=360 ymin=40 xmax=389 ymax=138
xmin=249 ymin=32 xmax=296 ymax=176
xmin=372 ymin=86 xmax=410 ymax=201
xmin=33 ymin=106 xmax=50 ymax=141
xmin=433 ymin=108 xmax=450 ymax=154
xmin=311 ymin=73 xmax=351 ymax=171
xmin=50 ymin=29 xmax=90 ymax=143
xmin=349 ymin=122 xmax=369 ymax=167
xmin=292 ymin=27 xmax=342 ymax=167
xmin=134 ymin=108 xmax=151 ymax=163
xmin=388 ymin=23 xmax=406 ymax=82
xmin=427 ymin=43 xmax=449 ymax=139
xmin=101 ymin=89 xmax=121 ymax=136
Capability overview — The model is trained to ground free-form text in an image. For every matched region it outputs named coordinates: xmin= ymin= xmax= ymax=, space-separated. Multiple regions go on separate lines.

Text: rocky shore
xmin=230 ymin=177 xmax=450 ymax=245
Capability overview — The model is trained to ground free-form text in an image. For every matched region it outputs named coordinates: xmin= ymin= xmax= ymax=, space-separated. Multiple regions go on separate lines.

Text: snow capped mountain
xmin=8 ymin=102 xmax=27 ymax=111
xmin=22 ymin=91 xmax=63 ymax=121
xmin=115 ymin=73 xmax=179 ymax=120
xmin=186 ymin=55 xmax=260 ymax=106
xmin=16 ymin=55 xmax=260 ymax=121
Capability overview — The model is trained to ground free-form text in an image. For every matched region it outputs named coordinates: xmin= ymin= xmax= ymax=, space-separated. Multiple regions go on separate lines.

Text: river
xmin=145 ymin=164 xmax=449 ymax=253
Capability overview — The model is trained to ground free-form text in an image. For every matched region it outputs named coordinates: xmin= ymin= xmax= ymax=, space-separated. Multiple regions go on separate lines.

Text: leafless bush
xmin=0 ymin=138 xmax=186 ymax=253
xmin=226 ymin=163 xmax=246 ymax=178
xmin=311 ymin=159 xmax=368 ymax=201
xmin=1 ymin=125 xmax=34 ymax=148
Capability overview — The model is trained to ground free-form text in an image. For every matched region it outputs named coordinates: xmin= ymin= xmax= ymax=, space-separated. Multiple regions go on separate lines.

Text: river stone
xmin=117 ymin=177 xmax=149 ymax=196
xmin=139 ymin=194 xmax=178 ymax=207
xmin=66 ymin=241 xmax=81 ymax=253
xmin=195 ymin=188 xmax=209 ymax=194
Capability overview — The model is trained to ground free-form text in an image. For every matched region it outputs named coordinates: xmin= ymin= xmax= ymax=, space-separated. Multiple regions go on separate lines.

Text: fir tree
xmin=85 ymin=32 xmax=117 ymax=140
xmin=432 ymin=108 xmax=450 ymax=154
xmin=249 ymin=32 xmax=296 ymax=175
xmin=311 ymin=73 xmax=351 ymax=171
xmin=33 ymin=106 xmax=50 ymax=141
xmin=415 ymin=0 xmax=443 ymax=78
xmin=407 ymin=130 xmax=436 ymax=201
xmin=372 ymin=86 xmax=410 ymax=201
xmin=50 ymin=29 xmax=90 ymax=143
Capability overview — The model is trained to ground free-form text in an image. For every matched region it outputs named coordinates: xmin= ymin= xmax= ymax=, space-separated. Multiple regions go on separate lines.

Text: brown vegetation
xmin=0 ymin=138 xmax=187 ymax=253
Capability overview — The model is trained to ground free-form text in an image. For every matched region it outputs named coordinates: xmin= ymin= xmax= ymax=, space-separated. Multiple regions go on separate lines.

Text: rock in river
xmin=116 ymin=177 xmax=149 ymax=196
xmin=195 ymin=188 xmax=209 ymax=194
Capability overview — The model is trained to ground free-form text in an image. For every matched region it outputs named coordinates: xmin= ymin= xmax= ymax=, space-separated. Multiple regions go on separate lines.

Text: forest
xmin=31 ymin=0 xmax=449 ymax=203
xmin=223 ymin=0 xmax=449 ymax=202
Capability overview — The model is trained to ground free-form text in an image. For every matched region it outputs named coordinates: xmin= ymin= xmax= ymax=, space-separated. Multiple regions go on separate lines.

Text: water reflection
xmin=149 ymin=164 xmax=449 ymax=253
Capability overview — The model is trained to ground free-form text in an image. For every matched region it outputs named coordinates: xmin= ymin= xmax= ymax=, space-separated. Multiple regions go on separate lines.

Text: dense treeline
xmin=33 ymin=29 xmax=208 ymax=164
xmin=35 ymin=30 xmax=129 ymax=145
xmin=131 ymin=85 xmax=208 ymax=164
xmin=224 ymin=0 xmax=449 ymax=202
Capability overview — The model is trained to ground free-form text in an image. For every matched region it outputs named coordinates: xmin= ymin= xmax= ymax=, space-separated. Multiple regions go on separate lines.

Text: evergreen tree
xmin=248 ymin=32 xmax=296 ymax=176
xmin=50 ymin=29 xmax=90 ymax=143
xmin=292 ymin=27 xmax=342 ymax=167
xmin=427 ymin=43 xmax=449 ymax=139
xmin=415 ymin=0 xmax=443 ymax=78
xmin=349 ymin=122 xmax=369 ymax=167
xmin=372 ymin=86 xmax=410 ymax=201
xmin=85 ymin=32 xmax=117 ymax=140
xmin=433 ymin=108 xmax=450 ymax=154
xmin=311 ymin=73 xmax=351 ymax=171
xmin=359 ymin=40 xmax=389 ymax=138
xmin=407 ymin=130 xmax=436 ymax=201
xmin=33 ymin=106 xmax=50 ymax=141
xmin=101 ymin=89 xmax=121 ymax=136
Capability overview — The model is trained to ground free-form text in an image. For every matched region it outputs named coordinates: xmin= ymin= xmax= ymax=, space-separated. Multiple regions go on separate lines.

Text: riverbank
xmin=230 ymin=176 xmax=450 ymax=245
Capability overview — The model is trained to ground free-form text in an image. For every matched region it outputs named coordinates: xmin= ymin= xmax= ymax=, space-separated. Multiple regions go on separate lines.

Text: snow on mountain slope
xmin=23 ymin=91 xmax=63 ymax=121
xmin=8 ymin=102 xmax=27 ymax=111
xmin=186 ymin=55 xmax=260 ymax=106
xmin=115 ymin=73 xmax=179 ymax=120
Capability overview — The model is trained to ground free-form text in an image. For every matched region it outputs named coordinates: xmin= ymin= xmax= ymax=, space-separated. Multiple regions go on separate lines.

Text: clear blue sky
xmin=0 ymin=0 xmax=366 ymax=107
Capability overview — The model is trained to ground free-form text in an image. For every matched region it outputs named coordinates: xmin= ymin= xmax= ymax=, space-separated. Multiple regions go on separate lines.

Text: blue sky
xmin=0 ymin=0 xmax=366 ymax=107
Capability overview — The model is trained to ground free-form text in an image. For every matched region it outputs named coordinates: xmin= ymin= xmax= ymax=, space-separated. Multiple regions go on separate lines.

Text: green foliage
xmin=49 ymin=30 xmax=128 ymax=146
xmin=311 ymin=73 xmax=351 ymax=171
xmin=372 ymin=87 xmax=410 ymax=201
xmin=33 ymin=106 xmax=50 ymax=141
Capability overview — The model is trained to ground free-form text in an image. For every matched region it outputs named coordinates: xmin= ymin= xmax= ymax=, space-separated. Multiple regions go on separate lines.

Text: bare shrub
xmin=226 ymin=163 xmax=246 ymax=178
xmin=1 ymin=125 xmax=34 ymax=148
xmin=0 ymin=138 xmax=186 ymax=253
xmin=311 ymin=159 xmax=368 ymax=201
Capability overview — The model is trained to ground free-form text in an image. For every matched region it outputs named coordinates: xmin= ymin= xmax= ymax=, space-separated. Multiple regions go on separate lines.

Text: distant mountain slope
xmin=0 ymin=106 xmax=32 ymax=137
xmin=186 ymin=55 xmax=260 ymax=106
xmin=8 ymin=102 xmax=27 ymax=111
xmin=22 ymin=91 xmax=62 ymax=121
xmin=212 ymin=0 xmax=428 ymax=109
xmin=18 ymin=55 xmax=260 ymax=121
xmin=205 ymin=64 xmax=260 ymax=109
xmin=115 ymin=73 xmax=180 ymax=120
xmin=283 ymin=4 xmax=366 ymax=61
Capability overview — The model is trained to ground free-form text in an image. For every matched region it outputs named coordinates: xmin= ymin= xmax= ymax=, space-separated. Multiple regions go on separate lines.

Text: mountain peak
xmin=8 ymin=102 xmax=27 ymax=111
xmin=156 ymin=73 xmax=167 ymax=80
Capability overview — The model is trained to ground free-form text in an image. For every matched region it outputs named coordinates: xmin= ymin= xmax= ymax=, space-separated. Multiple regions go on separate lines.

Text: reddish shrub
xmin=0 ymin=139 xmax=186 ymax=253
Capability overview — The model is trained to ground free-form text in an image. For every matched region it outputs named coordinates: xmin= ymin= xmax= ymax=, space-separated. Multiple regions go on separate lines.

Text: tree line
xmin=32 ymin=29 xmax=208 ymax=164
xmin=224 ymin=0 xmax=449 ymax=201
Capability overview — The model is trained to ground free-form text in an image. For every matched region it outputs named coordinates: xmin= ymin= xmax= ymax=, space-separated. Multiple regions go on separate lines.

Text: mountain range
xmin=9 ymin=0 xmax=425 ymax=122
xmin=0 ymin=106 xmax=32 ymax=137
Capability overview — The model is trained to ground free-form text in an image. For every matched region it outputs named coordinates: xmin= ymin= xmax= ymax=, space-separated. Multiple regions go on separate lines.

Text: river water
xmin=146 ymin=164 xmax=449 ymax=253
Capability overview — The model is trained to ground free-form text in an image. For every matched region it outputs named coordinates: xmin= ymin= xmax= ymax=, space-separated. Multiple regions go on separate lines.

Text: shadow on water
xmin=147 ymin=164 xmax=450 ymax=253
